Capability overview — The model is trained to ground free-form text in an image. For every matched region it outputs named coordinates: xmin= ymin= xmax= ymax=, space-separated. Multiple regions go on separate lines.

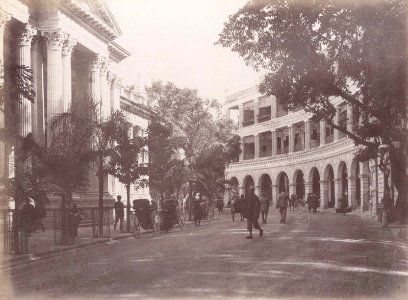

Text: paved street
xmin=2 ymin=209 xmax=408 ymax=299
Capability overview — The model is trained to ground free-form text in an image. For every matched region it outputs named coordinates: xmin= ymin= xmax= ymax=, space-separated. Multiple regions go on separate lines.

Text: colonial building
xmin=225 ymin=85 xmax=390 ymax=213
xmin=0 ymin=0 xmax=152 ymax=208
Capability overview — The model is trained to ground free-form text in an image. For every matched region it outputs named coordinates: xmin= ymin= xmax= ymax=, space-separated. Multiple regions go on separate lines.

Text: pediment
xmin=77 ymin=0 xmax=121 ymax=35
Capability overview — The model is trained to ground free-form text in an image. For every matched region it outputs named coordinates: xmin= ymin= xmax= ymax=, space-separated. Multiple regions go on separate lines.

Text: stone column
xmin=17 ymin=24 xmax=37 ymax=137
xmin=319 ymin=121 xmax=326 ymax=146
xmin=359 ymin=162 xmax=370 ymax=213
xmin=272 ymin=184 xmax=279 ymax=205
xmin=271 ymin=130 xmax=277 ymax=156
xmin=334 ymin=107 xmax=341 ymax=141
xmin=99 ymin=57 xmax=109 ymax=118
xmin=88 ymin=54 xmax=101 ymax=102
xmin=254 ymin=98 xmax=259 ymax=124
xmin=111 ymin=75 xmax=121 ymax=111
xmin=347 ymin=104 xmax=353 ymax=133
xmin=254 ymin=134 xmax=259 ymax=158
xmin=0 ymin=10 xmax=11 ymax=192
xmin=238 ymin=104 xmax=243 ymax=128
xmin=334 ymin=178 xmax=342 ymax=208
xmin=43 ymin=31 xmax=66 ymax=146
xmin=347 ymin=176 xmax=357 ymax=209
xmin=304 ymin=120 xmax=310 ymax=150
xmin=62 ymin=36 xmax=77 ymax=112
xmin=289 ymin=183 xmax=296 ymax=197
xmin=255 ymin=185 xmax=261 ymax=196
xmin=319 ymin=180 xmax=328 ymax=209
xmin=288 ymin=125 xmax=294 ymax=152
xmin=304 ymin=181 xmax=312 ymax=196
xmin=239 ymin=140 xmax=244 ymax=161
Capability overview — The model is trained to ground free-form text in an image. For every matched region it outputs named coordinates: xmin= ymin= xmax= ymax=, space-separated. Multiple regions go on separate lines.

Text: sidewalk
xmin=1 ymin=225 xmax=143 ymax=269
xmin=1 ymin=219 xmax=196 ymax=270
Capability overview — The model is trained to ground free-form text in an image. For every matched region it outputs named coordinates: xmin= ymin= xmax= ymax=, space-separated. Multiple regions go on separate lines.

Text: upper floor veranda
xmin=225 ymin=86 xmax=354 ymax=161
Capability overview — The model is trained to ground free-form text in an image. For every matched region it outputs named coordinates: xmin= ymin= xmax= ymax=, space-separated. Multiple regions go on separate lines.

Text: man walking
xmin=276 ymin=190 xmax=289 ymax=224
xmin=114 ymin=195 xmax=125 ymax=232
xmin=245 ymin=187 xmax=263 ymax=239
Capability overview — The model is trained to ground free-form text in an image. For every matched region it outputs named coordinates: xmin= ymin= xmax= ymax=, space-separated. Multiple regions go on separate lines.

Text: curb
xmin=1 ymin=232 xmax=136 ymax=271
xmin=1 ymin=220 xmax=197 ymax=271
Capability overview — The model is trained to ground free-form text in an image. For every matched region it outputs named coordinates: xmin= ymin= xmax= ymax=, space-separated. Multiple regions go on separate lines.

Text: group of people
xmin=229 ymin=189 xmax=323 ymax=239
xmin=306 ymin=193 xmax=320 ymax=213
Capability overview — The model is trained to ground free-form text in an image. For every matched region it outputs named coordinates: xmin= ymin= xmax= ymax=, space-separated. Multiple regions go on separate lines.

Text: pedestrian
xmin=114 ymin=195 xmax=125 ymax=232
xmin=239 ymin=194 xmax=246 ymax=221
xmin=312 ymin=193 xmax=320 ymax=213
xmin=230 ymin=194 xmax=237 ymax=222
xmin=290 ymin=194 xmax=296 ymax=210
xmin=276 ymin=190 xmax=289 ymax=224
xmin=306 ymin=193 xmax=313 ymax=212
xmin=259 ymin=192 xmax=269 ymax=224
xmin=245 ymin=187 xmax=263 ymax=239
xmin=216 ymin=197 xmax=224 ymax=214
xmin=20 ymin=197 xmax=35 ymax=236
xmin=192 ymin=192 xmax=201 ymax=226
xmin=68 ymin=204 xmax=81 ymax=243
xmin=33 ymin=201 xmax=46 ymax=232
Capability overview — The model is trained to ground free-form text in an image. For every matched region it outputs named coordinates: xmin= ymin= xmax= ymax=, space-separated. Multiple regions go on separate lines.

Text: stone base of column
xmin=77 ymin=191 xmax=115 ymax=207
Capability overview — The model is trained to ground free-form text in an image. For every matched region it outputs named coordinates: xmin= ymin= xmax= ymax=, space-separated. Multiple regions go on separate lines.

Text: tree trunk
xmin=98 ymin=154 xmax=104 ymax=238
xmin=126 ymin=183 xmax=131 ymax=233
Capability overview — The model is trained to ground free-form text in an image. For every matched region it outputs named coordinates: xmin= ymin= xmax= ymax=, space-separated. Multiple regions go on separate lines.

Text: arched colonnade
xmin=227 ymin=158 xmax=370 ymax=211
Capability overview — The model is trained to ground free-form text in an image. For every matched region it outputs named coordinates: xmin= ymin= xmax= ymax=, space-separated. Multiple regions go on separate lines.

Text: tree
xmin=106 ymin=111 xmax=148 ymax=232
xmin=218 ymin=0 xmax=408 ymax=223
xmin=147 ymin=118 xmax=183 ymax=200
xmin=28 ymin=101 xmax=95 ymax=244
xmin=146 ymin=81 xmax=239 ymax=199
xmin=92 ymin=109 xmax=124 ymax=237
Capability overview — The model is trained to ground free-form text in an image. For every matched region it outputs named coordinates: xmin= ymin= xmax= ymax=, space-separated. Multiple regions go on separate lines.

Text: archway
xmin=324 ymin=165 xmax=335 ymax=208
xmin=309 ymin=167 xmax=321 ymax=197
xmin=293 ymin=170 xmax=305 ymax=199
xmin=277 ymin=172 xmax=289 ymax=193
xmin=229 ymin=176 xmax=239 ymax=196
xmin=259 ymin=174 xmax=272 ymax=200
xmin=243 ymin=175 xmax=255 ymax=196
xmin=350 ymin=159 xmax=361 ymax=207
xmin=338 ymin=161 xmax=348 ymax=201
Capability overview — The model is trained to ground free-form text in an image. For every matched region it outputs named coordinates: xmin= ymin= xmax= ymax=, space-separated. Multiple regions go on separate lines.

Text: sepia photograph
xmin=0 ymin=0 xmax=408 ymax=299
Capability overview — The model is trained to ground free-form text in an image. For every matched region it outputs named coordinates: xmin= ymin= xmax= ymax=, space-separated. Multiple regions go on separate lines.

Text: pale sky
xmin=108 ymin=0 xmax=259 ymax=103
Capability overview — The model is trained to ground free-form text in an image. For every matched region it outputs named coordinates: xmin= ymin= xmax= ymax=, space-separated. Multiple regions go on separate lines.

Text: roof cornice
xmin=61 ymin=0 xmax=119 ymax=41
xmin=109 ymin=41 xmax=131 ymax=62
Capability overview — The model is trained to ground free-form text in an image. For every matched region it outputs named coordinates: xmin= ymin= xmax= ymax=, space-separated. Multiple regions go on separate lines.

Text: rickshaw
xmin=161 ymin=199 xmax=185 ymax=232
xmin=131 ymin=199 xmax=161 ymax=237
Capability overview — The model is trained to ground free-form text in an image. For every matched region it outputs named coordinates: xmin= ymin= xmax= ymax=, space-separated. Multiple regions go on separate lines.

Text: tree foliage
xmin=146 ymin=81 xmax=240 ymax=198
xmin=218 ymin=0 xmax=408 ymax=219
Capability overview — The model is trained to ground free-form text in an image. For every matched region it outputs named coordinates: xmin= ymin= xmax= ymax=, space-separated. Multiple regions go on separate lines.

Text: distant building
xmin=0 ymin=0 xmax=152 ymax=208
xmin=225 ymin=85 xmax=393 ymax=212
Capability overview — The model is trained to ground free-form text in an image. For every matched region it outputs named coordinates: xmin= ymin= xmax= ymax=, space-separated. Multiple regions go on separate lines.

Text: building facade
xmin=0 ymin=0 xmax=151 ymax=208
xmin=225 ymin=85 xmax=389 ymax=213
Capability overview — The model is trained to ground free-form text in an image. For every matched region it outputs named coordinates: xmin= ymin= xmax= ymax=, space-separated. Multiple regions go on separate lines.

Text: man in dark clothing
xmin=192 ymin=192 xmax=202 ymax=226
xmin=114 ymin=195 xmax=125 ymax=232
xmin=245 ymin=187 xmax=263 ymax=239
xmin=21 ymin=198 xmax=35 ymax=236
xmin=276 ymin=191 xmax=289 ymax=224
xmin=306 ymin=193 xmax=313 ymax=212
xmin=311 ymin=193 xmax=319 ymax=213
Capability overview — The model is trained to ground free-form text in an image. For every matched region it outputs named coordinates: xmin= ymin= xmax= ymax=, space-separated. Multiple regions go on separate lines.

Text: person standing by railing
xmin=114 ymin=195 xmax=125 ymax=232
